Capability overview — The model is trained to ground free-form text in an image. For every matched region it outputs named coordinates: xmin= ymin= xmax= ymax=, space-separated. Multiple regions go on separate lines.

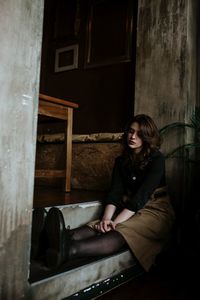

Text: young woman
xmin=32 ymin=114 xmax=175 ymax=272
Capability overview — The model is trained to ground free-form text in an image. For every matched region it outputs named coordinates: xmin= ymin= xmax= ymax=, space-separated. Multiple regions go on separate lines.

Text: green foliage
xmin=159 ymin=108 xmax=200 ymax=160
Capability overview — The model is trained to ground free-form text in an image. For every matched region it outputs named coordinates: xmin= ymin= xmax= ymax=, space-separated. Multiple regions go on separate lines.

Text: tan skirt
xmin=87 ymin=187 xmax=175 ymax=272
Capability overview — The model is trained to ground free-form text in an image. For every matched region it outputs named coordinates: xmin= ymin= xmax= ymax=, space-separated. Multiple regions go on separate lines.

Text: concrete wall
xmin=135 ymin=0 xmax=198 ymax=210
xmin=135 ymin=0 xmax=197 ymax=125
xmin=0 ymin=1 xmax=44 ymax=299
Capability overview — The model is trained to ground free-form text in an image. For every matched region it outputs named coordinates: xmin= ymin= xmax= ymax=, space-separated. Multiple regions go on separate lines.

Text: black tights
xmin=67 ymin=226 xmax=127 ymax=259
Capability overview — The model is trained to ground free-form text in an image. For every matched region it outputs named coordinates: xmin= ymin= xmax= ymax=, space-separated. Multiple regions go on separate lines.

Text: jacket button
xmin=132 ymin=176 xmax=136 ymax=180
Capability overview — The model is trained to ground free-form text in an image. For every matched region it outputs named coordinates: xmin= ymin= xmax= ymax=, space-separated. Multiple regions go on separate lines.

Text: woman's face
xmin=127 ymin=122 xmax=143 ymax=153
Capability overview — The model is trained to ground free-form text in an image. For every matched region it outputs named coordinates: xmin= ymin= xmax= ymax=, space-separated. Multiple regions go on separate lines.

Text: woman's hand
xmin=94 ymin=204 xmax=117 ymax=233
xmin=94 ymin=219 xmax=114 ymax=233
xmin=94 ymin=206 xmax=135 ymax=232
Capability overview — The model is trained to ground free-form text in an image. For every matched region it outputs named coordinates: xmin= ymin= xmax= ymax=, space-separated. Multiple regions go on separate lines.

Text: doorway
xmin=33 ymin=0 xmax=138 ymax=205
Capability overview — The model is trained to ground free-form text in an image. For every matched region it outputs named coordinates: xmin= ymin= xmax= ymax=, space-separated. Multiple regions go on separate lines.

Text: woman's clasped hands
xmin=94 ymin=219 xmax=117 ymax=233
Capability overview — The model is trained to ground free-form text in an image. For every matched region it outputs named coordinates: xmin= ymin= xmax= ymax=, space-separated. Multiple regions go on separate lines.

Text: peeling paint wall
xmin=0 ymin=1 xmax=44 ymax=299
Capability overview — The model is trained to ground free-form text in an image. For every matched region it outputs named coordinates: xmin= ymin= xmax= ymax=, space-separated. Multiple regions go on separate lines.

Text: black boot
xmin=44 ymin=207 xmax=70 ymax=269
xmin=31 ymin=207 xmax=48 ymax=260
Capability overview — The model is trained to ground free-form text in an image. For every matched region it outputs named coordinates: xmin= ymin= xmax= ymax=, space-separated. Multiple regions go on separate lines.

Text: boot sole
xmin=45 ymin=207 xmax=66 ymax=268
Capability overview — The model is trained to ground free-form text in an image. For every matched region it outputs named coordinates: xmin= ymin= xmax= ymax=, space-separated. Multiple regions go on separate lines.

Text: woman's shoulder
xmin=151 ymin=149 xmax=164 ymax=158
xmin=149 ymin=149 xmax=165 ymax=163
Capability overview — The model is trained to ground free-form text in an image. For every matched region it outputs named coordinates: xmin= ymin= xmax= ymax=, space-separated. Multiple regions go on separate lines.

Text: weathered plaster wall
xmin=0 ymin=1 xmax=44 ymax=299
xmin=135 ymin=0 xmax=197 ymax=125
xmin=135 ymin=0 xmax=198 ymax=209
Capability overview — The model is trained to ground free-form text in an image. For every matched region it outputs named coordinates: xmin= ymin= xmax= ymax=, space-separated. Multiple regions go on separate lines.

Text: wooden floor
xmin=33 ymin=186 xmax=107 ymax=208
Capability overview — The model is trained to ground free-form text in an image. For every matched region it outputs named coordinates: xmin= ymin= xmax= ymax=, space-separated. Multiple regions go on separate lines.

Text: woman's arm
xmin=94 ymin=204 xmax=117 ymax=233
xmin=102 ymin=204 xmax=116 ymax=220
xmin=106 ymin=157 xmax=124 ymax=207
xmin=112 ymin=208 xmax=135 ymax=229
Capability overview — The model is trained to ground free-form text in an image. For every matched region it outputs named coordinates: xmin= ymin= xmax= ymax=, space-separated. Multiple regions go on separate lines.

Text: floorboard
xmin=33 ymin=186 xmax=107 ymax=208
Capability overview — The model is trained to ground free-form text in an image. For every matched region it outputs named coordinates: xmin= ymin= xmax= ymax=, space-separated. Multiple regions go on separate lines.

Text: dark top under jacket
xmin=106 ymin=150 xmax=166 ymax=212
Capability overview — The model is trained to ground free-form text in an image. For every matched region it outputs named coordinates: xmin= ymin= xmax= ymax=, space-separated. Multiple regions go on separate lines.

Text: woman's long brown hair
xmin=122 ymin=114 xmax=162 ymax=169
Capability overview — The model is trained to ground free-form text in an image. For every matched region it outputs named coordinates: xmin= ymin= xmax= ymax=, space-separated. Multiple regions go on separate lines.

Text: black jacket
xmin=106 ymin=150 xmax=166 ymax=212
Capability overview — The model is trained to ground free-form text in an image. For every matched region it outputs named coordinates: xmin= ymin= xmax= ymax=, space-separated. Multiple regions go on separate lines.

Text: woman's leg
xmin=69 ymin=225 xmax=99 ymax=241
xmin=45 ymin=207 xmax=127 ymax=268
xmin=47 ymin=230 xmax=126 ymax=268
xmin=69 ymin=230 xmax=126 ymax=259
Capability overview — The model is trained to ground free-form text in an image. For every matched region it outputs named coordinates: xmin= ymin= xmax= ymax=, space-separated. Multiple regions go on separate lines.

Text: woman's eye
xmin=129 ymin=129 xmax=135 ymax=134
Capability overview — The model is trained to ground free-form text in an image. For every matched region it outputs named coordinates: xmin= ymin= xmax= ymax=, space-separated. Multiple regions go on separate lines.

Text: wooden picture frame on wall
xmin=55 ymin=44 xmax=79 ymax=72
xmin=84 ymin=0 xmax=133 ymax=68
